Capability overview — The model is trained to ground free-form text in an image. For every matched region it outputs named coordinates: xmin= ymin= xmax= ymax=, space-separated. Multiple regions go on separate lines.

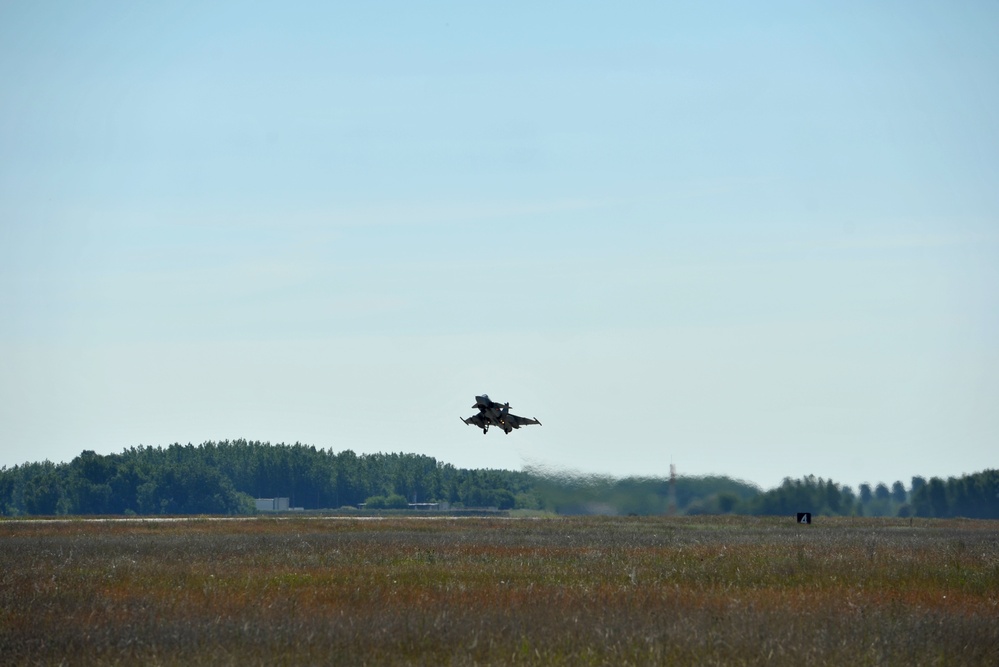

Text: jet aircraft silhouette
xmin=461 ymin=394 xmax=542 ymax=435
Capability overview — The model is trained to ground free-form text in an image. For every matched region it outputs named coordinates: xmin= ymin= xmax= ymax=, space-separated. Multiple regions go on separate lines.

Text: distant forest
xmin=1 ymin=440 xmax=996 ymax=519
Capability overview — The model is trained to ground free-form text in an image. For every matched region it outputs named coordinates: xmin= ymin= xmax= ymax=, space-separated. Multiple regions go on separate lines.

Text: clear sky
xmin=2 ymin=2 xmax=997 ymax=491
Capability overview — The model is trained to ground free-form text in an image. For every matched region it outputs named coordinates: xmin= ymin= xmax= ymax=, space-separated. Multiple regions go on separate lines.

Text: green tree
xmin=717 ymin=492 xmax=739 ymax=514
xmin=21 ymin=462 xmax=64 ymax=515
xmin=859 ymin=483 xmax=873 ymax=504
xmin=891 ymin=481 xmax=907 ymax=504
xmin=65 ymin=450 xmax=115 ymax=514
xmin=493 ymin=489 xmax=516 ymax=510
xmin=913 ymin=477 xmax=949 ymax=517
xmin=823 ymin=480 xmax=842 ymax=515
xmin=384 ymin=494 xmax=409 ymax=509
xmin=840 ymin=486 xmax=857 ymax=515
xmin=137 ymin=460 xmax=248 ymax=515
xmin=365 ymin=495 xmax=387 ymax=509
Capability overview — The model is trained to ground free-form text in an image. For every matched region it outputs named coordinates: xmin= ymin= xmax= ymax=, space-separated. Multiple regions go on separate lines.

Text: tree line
xmin=0 ymin=440 xmax=996 ymax=518
xmin=0 ymin=441 xmax=535 ymax=516
xmin=743 ymin=472 xmax=999 ymax=519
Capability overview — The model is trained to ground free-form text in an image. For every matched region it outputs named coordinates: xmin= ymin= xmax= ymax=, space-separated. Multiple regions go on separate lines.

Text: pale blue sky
xmin=2 ymin=2 xmax=997 ymax=490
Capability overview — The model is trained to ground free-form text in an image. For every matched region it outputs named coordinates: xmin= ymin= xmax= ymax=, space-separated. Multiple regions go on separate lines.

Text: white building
xmin=255 ymin=497 xmax=290 ymax=511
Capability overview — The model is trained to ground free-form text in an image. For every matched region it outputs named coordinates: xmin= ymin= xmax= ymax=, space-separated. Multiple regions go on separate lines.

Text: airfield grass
xmin=1 ymin=515 xmax=997 ymax=665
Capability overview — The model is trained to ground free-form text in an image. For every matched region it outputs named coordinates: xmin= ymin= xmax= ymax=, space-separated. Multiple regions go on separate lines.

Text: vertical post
xmin=668 ymin=463 xmax=677 ymax=516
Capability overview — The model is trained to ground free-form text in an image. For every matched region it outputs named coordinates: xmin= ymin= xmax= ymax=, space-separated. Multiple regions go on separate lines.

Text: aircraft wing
xmin=505 ymin=413 xmax=541 ymax=427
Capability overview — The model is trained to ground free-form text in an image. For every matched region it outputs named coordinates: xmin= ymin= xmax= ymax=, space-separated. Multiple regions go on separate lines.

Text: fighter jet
xmin=461 ymin=394 xmax=542 ymax=435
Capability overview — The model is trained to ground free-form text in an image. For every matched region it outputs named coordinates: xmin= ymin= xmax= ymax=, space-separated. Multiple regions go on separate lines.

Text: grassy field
xmin=1 ymin=515 xmax=997 ymax=665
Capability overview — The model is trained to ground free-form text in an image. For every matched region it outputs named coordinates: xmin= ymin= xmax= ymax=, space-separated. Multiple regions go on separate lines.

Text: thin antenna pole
xmin=668 ymin=461 xmax=677 ymax=516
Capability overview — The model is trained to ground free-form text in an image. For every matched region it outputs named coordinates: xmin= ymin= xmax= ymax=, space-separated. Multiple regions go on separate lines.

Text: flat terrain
xmin=1 ymin=515 xmax=997 ymax=665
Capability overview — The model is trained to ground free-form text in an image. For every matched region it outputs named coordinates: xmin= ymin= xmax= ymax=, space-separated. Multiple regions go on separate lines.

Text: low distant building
xmin=255 ymin=497 xmax=290 ymax=512
xmin=408 ymin=502 xmax=440 ymax=511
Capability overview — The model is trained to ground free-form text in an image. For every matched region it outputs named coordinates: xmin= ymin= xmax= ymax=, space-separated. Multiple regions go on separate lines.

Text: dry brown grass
xmin=1 ymin=515 xmax=997 ymax=665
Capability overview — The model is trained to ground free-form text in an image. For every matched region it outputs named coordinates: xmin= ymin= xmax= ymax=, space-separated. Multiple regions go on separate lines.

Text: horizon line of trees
xmin=1 ymin=440 xmax=996 ymax=519
xmin=743 ymin=472 xmax=999 ymax=520
xmin=0 ymin=441 xmax=533 ymax=516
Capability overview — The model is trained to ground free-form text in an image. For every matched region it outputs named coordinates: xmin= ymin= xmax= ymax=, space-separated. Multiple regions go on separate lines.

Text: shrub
xmin=364 ymin=495 xmax=387 ymax=509
xmin=384 ymin=494 xmax=409 ymax=509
